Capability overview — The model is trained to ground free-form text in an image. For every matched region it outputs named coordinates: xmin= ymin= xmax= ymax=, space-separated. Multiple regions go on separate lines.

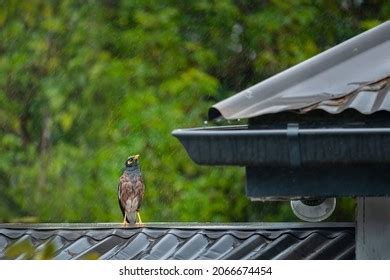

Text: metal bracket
xmin=287 ymin=123 xmax=301 ymax=168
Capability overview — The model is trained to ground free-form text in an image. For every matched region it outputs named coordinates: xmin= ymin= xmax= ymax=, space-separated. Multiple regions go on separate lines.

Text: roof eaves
xmin=209 ymin=21 xmax=390 ymax=120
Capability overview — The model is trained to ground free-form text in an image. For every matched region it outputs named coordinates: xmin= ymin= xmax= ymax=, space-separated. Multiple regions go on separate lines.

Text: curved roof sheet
xmin=209 ymin=21 xmax=390 ymax=120
xmin=0 ymin=223 xmax=355 ymax=260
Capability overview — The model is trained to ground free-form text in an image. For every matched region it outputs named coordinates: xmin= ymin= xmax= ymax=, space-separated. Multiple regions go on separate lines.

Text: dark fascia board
xmin=246 ymin=164 xmax=390 ymax=199
xmin=172 ymin=125 xmax=390 ymax=166
xmin=209 ymin=21 xmax=390 ymax=120
xmin=173 ymin=120 xmax=390 ymax=198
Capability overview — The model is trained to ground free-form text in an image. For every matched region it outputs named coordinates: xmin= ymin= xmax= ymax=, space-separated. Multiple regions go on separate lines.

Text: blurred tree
xmin=0 ymin=0 xmax=388 ymax=222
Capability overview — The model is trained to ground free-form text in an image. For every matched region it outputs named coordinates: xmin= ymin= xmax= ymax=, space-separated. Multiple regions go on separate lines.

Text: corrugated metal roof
xmin=0 ymin=223 xmax=355 ymax=260
xmin=209 ymin=21 xmax=390 ymax=120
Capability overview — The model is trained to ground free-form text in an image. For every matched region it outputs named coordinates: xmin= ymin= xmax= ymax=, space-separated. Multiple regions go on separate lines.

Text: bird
xmin=118 ymin=155 xmax=145 ymax=226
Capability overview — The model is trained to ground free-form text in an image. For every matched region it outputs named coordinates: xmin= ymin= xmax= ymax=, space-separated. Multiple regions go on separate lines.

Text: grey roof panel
xmin=197 ymin=234 xmax=236 ymax=260
xmin=251 ymin=233 xmax=298 ymax=260
xmin=142 ymin=233 xmax=181 ymax=260
xmin=305 ymin=232 xmax=355 ymax=260
xmin=0 ymin=235 xmax=9 ymax=252
xmin=209 ymin=21 xmax=390 ymax=120
xmin=273 ymin=232 xmax=335 ymax=260
xmin=170 ymin=233 xmax=209 ymax=260
xmin=0 ymin=223 xmax=355 ymax=260
xmin=54 ymin=236 xmax=97 ymax=260
xmin=108 ymin=233 xmax=150 ymax=260
xmin=222 ymin=234 xmax=267 ymax=260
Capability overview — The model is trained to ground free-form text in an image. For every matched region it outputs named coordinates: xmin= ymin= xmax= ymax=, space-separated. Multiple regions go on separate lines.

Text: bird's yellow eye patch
xmin=127 ymin=160 xmax=132 ymax=165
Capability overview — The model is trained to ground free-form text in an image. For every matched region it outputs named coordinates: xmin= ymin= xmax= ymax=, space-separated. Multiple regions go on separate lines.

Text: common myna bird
xmin=118 ymin=155 xmax=145 ymax=226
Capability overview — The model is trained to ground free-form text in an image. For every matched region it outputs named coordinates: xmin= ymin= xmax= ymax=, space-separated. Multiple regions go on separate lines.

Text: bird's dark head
xmin=125 ymin=155 xmax=140 ymax=168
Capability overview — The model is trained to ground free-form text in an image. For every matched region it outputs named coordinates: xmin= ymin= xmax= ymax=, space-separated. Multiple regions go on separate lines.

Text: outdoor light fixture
xmin=290 ymin=198 xmax=336 ymax=222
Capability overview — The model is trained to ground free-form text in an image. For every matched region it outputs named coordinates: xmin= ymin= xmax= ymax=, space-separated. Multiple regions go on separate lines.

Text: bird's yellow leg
xmin=136 ymin=211 xmax=143 ymax=226
xmin=122 ymin=213 xmax=128 ymax=227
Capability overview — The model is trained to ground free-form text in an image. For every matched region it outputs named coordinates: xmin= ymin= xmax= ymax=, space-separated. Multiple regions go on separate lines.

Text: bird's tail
xmin=126 ymin=212 xmax=137 ymax=224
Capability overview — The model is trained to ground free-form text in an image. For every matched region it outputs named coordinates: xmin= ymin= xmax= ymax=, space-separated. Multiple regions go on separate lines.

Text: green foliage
xmin=5 ymin=239 xmax=56 ymax=260
xmin=0 ymin=0 xmax=388 ymax=223
xmin=4 ymin=239 xmax=99 ymax=259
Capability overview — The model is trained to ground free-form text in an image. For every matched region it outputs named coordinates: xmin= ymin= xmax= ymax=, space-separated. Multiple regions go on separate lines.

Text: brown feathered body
xmin=118 ymin=157 xmax=144 ymax=224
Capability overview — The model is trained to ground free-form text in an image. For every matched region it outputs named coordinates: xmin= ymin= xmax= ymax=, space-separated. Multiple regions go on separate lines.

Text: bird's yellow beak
xmin=133 ymin=154 xmax=140 ymax=160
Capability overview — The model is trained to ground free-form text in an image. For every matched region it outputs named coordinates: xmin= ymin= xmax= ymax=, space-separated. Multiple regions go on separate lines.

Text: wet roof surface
xmin=209 ymin=21 xmax=390 ymax=120
xmin=0 ymin=223 xmax=355 ymax=260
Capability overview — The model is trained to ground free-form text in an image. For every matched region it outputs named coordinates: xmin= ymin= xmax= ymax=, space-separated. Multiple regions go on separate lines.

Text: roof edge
xmin=209 ymin=21 xmax=390 ymax=120
xmin=0 ymin=222 xmax=355 ymax=230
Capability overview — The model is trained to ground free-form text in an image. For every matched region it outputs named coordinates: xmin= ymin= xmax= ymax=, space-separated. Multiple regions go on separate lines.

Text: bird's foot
xmin=136 ymin=212 xmax=144 ymax=227
xmin=122 ymin=214 xmax=129 ymax=227
xmin=136 ymin=222 xmax=144 ymax=227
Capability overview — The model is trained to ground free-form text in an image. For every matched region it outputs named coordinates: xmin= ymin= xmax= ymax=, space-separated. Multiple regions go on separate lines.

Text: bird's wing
xmin=117 ymin=184 xmax=125 ymax=217
xmin=134 ymin=176 xmax=145 ymax=211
